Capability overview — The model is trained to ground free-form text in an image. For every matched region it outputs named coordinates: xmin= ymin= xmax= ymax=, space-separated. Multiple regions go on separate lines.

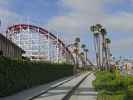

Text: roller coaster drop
xmin=5 ymin=24 xmax=75 ymax=64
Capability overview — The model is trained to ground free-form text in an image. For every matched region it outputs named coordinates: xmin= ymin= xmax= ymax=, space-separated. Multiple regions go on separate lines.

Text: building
xmin=0 ymin=33 xmax=25 ymax=59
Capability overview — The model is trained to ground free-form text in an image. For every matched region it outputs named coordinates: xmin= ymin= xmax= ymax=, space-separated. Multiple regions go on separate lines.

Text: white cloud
xmin=47 ymin=0 xmax=106 ymax=35
xmin=48 ymin=0 xmax=133 ymax=33
xmin=0 ymin=8 xmax=24 ymax=32
xmin=0 ymin=0 xmax=9 ymax=5
xmin=0 ymin=0 xmax=132 ymax=57
xmin=60 ymin=0 xmax=105 ymax=14
xmin=103 ymin=12 xmax=133 ymax=31
xmin=47 ymin=0 xmax=133 ymax=53
xmin=0 ymin=4 xmax=27 ymax=35
xmin=111 ymin=37 xmax=133 ymax=51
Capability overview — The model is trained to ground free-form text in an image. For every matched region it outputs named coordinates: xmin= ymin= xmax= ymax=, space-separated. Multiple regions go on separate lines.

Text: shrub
xmin=128 ymin=76 xmax=133 ymax=85
xmin=93 ymin=71 xmax=116 ymax=91
xmin=93 ymin=71 xmax=133 ymax=100
xmin=127 ymin=85 xmax=133 ymax=98
xmin=93 ymin=71 xmax=128 ymax=92
xmin=97 ymin=90 xmax=127 ymax=100
xmin=0 ymin=57 xmax=74 ymax=97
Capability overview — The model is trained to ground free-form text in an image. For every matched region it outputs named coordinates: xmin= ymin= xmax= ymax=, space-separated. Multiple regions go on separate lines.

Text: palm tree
xmin=74 ymin=37 xmax=80 ymax=72
xmin=75 ymin=37 xmax=80 ymax=43
xmin=90 ymin=25 xmax=101 ymax=69
xmin=100 ymin=27 xmax=107 ymax=70
xmin=84 ymin=48 xmax=88 ymax=64
xmin=80 ymin=52 xmax=85 ymax=68
xmin=81 ymin=44 xmax=86 ymax=49
xmin=80 ymin=52 xmax=84 ymax=56
xmin=81 ymin=44 xmax=86 ymax=66
xmin=106 ymin=38 xmax=111 ymax=45
xmin=106 ymin=38 xmax=111 ymax=70
xmin=93 ymin=24 xmax=108 ymax=70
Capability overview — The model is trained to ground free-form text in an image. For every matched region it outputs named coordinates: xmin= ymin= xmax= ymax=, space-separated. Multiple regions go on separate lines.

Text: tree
xmin=81 ymin=44 xmax=86 ymax=49
xmin=73 ymin=37 xmax=80 ymax=72
xmin=80 ymin=52 xmax=85 ymax=67
xmin=90 ymin=25 xmax=101 ymax=69
xmin=100 ymin=27 xmax=108 ymax=70
xmin=106 ymin=38 xmax=111 ymax=70
xmin=0 ymin=50 xmax=3 ymax=56
xmin=84 ymin=48 xmax=88 ymax=61
xmin=75 ymin=37 xmax=80 ymax=43
xmin=81 ymin=44 xmax=86 ymax=67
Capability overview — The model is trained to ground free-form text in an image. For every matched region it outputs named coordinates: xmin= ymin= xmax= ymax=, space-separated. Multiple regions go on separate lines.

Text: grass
xmin=93 ymin=70 xmax=133 ymax=100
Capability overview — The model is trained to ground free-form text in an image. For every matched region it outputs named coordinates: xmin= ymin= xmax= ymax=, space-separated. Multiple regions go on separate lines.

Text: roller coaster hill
xmin=1 ymin=23 xmax=93 ymax=67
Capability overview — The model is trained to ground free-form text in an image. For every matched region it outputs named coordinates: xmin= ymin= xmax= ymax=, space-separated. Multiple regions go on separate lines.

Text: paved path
xmin=0 ymin=72 xmax=97 ymax=100
xmin=0 ymin=75 xmax=76 ymax=100
xmin=69 ymin=73 xmax=97 ymax=100
xmin=33 ymin=72 xmax=90 ymax=100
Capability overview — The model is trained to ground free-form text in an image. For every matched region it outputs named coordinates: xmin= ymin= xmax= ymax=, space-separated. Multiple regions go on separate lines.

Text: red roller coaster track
xmin=6 ymin=24 xmax=75 ymax=63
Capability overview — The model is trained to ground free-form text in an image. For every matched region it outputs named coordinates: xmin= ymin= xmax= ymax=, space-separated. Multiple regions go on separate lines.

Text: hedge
xmin=93 ymin=71 xmax=128 ymax=92
xmin=0 ymin=57 xmax=74 ymax=97
xmin=93 ymin=71 xmax=133 ymax=100
xmin=97 ymin=90 xmax=127 ymax=100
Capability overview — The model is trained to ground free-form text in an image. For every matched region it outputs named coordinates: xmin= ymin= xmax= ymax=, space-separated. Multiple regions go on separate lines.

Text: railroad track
xmin=29 ymin=72 xmax=92 ymax=100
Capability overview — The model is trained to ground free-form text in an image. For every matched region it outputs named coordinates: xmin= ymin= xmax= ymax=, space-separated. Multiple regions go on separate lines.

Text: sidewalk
xmin=0 ymin=75 xmax=75 ymax=100
xmin=70 ymin=73 xmax=97 ymax=100
xmin=33 ymin=72 xmax=90 ymax=100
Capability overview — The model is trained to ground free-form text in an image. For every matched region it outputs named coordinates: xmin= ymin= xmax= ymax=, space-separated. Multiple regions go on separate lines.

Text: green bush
xmin=127 ymin=85 xmax=133 ymax=98
xmin=127 ymin=77 xmax=133 ymax=99
xmin=93 ymin=71 xmax=116 ymax=91
xmin=128 ymin=76 xmax=133 ymax=85
xmin=93 ymin=71 xmax=130 ymax=100
xmin=97 ymin=90 xmax=127 ymax=100
xmin=0 ymin=57 xmax=74 ymax=97
xmin=93 ymin=71 xmax=128 ymax=92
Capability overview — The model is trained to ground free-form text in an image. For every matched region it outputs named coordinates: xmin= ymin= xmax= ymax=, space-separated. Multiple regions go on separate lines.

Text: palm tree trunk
xmin=97 ymin=36 xmax=101 ymax=69
xmin=85 ymin=51 xmax=88 ymax=69
xmin=105 ymin=46 xmax=109 ymax=70
xmin=94 ymin=36 xmax=99 ymax=69
xmin=76 ymin=53 xmax=79 ymax=68
xmin=85 ymin=51 xmax=87 ymax=65
xmin=104 ymin=38 xmax=109 ymax=71
xmin=107 ymin=44 xmax=111 ymax=71
xmin=102 ymin=34 xmax=109 ymax=70
xmin=73 ymin=53 xmax=78 ymax=74
xmin=101 ymin=35 xmax=104 ymax=70
xmin=94 ymin=35 xmax=101 ymax=70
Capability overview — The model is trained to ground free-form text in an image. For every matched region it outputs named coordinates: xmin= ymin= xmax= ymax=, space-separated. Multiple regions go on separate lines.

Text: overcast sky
xmin=0 ymin=0 xmax=133 ymax=61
